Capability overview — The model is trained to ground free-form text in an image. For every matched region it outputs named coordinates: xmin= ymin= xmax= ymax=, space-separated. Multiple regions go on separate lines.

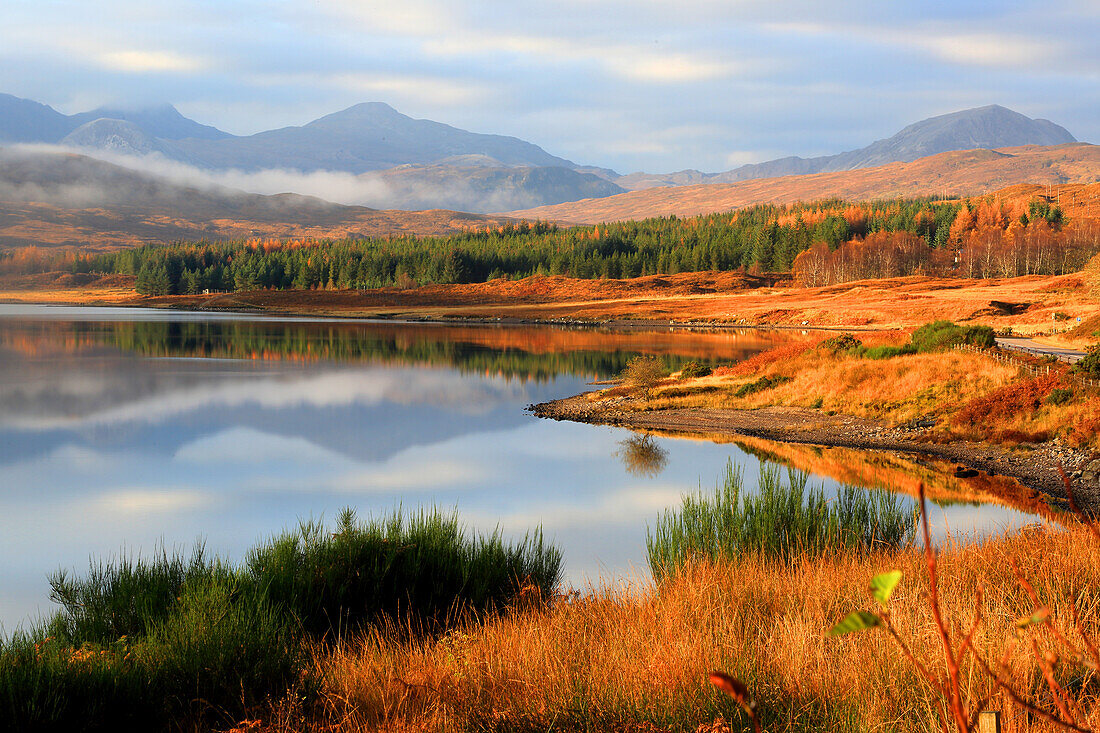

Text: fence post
xmin=977 ymin=711 xmax=1001 ymax=733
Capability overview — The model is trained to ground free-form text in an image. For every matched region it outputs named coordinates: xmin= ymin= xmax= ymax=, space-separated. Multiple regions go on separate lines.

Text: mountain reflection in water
xmin=0 ymin=305 xmax=1043 ymax=633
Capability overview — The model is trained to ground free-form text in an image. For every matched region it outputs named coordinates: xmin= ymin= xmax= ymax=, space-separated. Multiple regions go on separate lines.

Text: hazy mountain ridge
xmin=507 ymin=143 xmax=1100 ymax=223
xmin=615 ymin=105 xmax=1077 ymax=190
xmin=0 ymin=94 xmax=621 ymax=211
xmin=170 ymin=102 xmax=576 ymax=173
xmin=0 ymin=94 xmax=234 ymax=143
xmin=0 ymin=147 xmax=507 ymax=248
xmin=0 ymin=94 xmax=1082 ymax=213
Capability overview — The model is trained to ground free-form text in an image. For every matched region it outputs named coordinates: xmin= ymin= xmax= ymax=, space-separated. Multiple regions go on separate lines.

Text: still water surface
xmin=0 ymin=305 xmax=1042 ymax=633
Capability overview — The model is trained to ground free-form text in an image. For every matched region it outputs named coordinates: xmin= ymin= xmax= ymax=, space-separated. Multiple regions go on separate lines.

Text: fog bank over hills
xmin=0 ymin=94 xmax=1083 ymax=214
xmin=0 ymin=147 xmax=507 ymax=249
xmin=0 ymin=94 xmax=624 ymax=213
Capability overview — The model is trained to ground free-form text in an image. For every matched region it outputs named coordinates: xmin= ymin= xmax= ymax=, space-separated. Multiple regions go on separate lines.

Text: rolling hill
xmin=507 ymin=143 xmax=1100 ymax=223
xmin=0 ymin=148 xmax=507 ymax=249
xmin=614 ymin=105 xmax=1077 ymax=191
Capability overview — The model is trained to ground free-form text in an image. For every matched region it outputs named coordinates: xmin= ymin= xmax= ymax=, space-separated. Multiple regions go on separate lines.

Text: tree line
xmin=5 ymin=196 xmax=1094 ymax=292
xmin=51 ymin=199 xmax=963 ymax=294
xmin=792 ymin=198 xmax=1095 ymax=286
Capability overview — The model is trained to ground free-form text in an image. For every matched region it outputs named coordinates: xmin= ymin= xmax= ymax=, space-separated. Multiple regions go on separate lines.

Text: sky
xmin=2 ymin=0 xmax=1098 ymax=174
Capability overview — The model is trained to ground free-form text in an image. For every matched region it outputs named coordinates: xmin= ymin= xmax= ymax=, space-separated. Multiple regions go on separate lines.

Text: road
xmin=995 ymin=337 xmax=1088 ymax=363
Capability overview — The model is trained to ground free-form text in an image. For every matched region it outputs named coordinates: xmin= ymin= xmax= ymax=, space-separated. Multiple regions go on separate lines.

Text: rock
xmin=954 ymin=466 xmax=980 ymax=478
xmin=1082 ymin=459 xmax=1100 ymax=486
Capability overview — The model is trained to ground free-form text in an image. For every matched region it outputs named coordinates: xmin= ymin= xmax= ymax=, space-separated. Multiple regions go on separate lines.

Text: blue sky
xmin=2 ymin=0 xmax=1097 ymax=173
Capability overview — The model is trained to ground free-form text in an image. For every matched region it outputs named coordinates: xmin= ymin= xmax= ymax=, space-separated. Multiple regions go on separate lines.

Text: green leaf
xmin=828 ymin=610 xmax=881 ymax=636
xmin=1016 ymin=607 xmax=1051 ymax=629
xmin=870 ymin=570 xmax=903 ymax=607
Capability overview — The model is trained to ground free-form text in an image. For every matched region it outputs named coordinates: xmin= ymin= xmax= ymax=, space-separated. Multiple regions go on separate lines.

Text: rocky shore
xmin=530 ymin=393 xmax=1100 ymax=512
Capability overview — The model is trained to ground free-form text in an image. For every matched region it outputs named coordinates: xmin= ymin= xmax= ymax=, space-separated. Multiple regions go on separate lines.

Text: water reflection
xmin=616 ymin=435 xmax=669 ymax=478
xmin=0 ymin=305 xmax=1046 ymax=634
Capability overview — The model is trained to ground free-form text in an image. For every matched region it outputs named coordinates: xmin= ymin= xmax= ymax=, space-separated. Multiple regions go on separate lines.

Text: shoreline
xmin=0 ymin=295 xmax=873 ymax=333
xmin=1 ymin=268 xmax=1096 ymax=344
xmin=529 ymin=393 xmax=1100 ymax=512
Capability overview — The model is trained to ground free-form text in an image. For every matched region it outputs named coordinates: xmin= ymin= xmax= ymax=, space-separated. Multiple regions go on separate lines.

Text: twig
xmin=972 ymin=650 xmax=1093 ymax=733
xmin=919 ymin=483 xmax=971 ymax=733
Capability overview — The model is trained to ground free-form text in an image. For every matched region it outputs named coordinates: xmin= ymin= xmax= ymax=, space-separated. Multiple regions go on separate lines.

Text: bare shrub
xmin=620 ymin=355 xmax=666 ymax=397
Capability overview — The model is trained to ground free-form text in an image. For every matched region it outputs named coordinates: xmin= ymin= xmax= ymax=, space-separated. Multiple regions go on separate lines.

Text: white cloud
xmin=426 ymin=32 xmax=740 ymax=83
xmin=317 ymin=0 xmax=456 ymax=36
xmin=6 ymin=366 xmax=515 ymax=430
xmin=96 ymin=49 xmax=209 ymax=74
xmin=93 ymin=489 xmax=212 ymax=514
xmin=915 ymin=32 xmax=1054 ymax=68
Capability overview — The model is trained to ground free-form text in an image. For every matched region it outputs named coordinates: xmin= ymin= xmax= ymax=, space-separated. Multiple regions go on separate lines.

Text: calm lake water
xmin=0 ymin=304 xmax=1043 ymax=633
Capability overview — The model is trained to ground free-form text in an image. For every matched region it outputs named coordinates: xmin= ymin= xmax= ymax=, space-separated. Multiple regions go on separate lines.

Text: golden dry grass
xmin=640 ymin=339 xmax=1100 ymax=450
xmin=309 ymin=524 xmax=1100 ymax=732
xmin=5 ymin=268 xmax=1099 ymax=339
xmin=507 ymin=149 xmax=1100 ymax=223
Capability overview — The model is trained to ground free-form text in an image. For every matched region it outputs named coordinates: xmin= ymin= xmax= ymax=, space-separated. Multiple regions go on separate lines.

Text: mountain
xmin=506 ymin=143 xmax=1100 ymax=223
xmin=615 ymin=105 xmax=1078 ymax=191
xmin=366 ymin=163 xmax=624 ymax=213
xmin=69 ymin=103 xmax=232 ymax=141
xmin=0 ymin=94 xmax=1081 ymax=214
xmin=0 ymin=94 xmax=77 ymax=143
xmin=171 ymin=102 xmax=576 ymax=173
xmin=0 ymin=94 xmax=619 ymax=211
xmin=0 ymin=148 xmax=507 ymax=249
xmin=59 ymin=119 xmax=189 ymax=160
xmin=0 ymin=95 xmax=232 ymax=144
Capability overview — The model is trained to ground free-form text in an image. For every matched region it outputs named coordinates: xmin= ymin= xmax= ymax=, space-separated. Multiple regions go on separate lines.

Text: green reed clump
xmin=135 ymin=575 xmax=305 ymax=723
xmin=47 ymin=544 xmax=232 ymax=646
xmin=11 ymin=551 xmax=304 ymax=731
xmin=861 ymin=320 xmax=995 ymax=360
xmin=3 ymin=506 xmax=560 ymax=730
xmin=647 ymin=461 xmax=915 ymax=581
xmin=246 ymin=507 xmax=563 ymax=636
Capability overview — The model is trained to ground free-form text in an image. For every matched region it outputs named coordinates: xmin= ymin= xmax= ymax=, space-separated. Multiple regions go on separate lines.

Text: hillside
xmin=0 ymin=148 xmax=506 ymax=249
xmin=615 ymin=105 xmax=1077 ymax=191
xmin=508 ymin=143 xmax=1100 ymax=223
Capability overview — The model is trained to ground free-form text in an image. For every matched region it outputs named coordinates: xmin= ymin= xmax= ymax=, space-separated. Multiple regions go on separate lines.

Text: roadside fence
xmin=953 ymin=343 xmax=1100 ymax=389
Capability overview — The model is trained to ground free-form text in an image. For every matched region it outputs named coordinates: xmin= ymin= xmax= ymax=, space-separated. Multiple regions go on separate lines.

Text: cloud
xmin=93 ymin=489 xmax=212 ymax=514
xmin=914 ymin=32 xmax=1055 ymax=68
xmin=249 ymin=71 xmax=492 ymax=107
xmin=96 ymin=50 xmax=210 ymax=74
xmin=5 ymin=366 xmax=515 ymax=430
xmin=426 ymin=32 xmax=741 ymax=84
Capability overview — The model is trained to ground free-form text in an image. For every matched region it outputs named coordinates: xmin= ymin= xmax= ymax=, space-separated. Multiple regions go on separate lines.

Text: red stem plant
xmin=711 ymin=477 xmax=1100 ymax=732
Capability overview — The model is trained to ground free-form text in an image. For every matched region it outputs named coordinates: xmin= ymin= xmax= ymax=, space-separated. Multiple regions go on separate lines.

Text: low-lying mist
xmin=0 ymin=144 xmax=557 ymax=213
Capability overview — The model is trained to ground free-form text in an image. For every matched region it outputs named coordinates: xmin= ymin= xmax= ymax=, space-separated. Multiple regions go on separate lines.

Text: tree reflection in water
xmin=616 ymin=434 xmax=668 ymax=478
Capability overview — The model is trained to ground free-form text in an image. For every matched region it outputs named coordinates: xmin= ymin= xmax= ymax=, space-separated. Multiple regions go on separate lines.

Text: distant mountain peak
xmin=617 ymin=104 xmax=1077 ymax=191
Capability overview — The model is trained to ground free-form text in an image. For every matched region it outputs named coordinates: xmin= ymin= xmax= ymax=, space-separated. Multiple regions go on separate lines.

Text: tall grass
xmin=247 ymin=507 xmax=564 ymax=636
xmin=1 ymin=578 xmax=303 ymax=731
xmin=47 ymin=544 xmax=231 ymax=645
xmin=2 ymin=506 xmax=561 ymax=731
xmin=647 ymin=462 xmax=915 ymax=581
xmin=322 ymin=524 xmax=1100 ymax=733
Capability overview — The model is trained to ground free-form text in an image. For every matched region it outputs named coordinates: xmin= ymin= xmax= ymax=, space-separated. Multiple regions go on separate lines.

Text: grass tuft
xmin=646 ymin=462 xmax=915 ymax=581
xmin=247 ymin=507 xmax=563 ymax=637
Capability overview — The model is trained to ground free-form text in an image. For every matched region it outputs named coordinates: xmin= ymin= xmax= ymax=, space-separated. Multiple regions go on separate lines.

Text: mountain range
xmin=509 ymin=143 xmax=1100 ymax=223
xmin=0 ymin=94 xmax=1080 ymax=213
xmin=615 ymin=105 xmax=1076 ymax=189
xmin=0 ymin=94 xmax=622 ymax=212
